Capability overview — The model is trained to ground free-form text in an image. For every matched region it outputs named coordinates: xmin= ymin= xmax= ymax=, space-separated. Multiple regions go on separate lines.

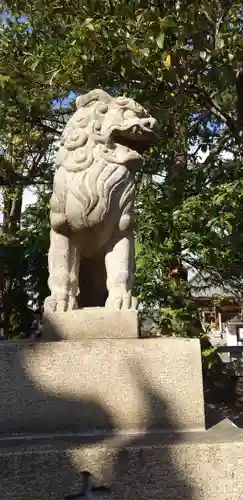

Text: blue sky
xmin=52 ymin=92 xmax=77 ymax=110
xmin=0 ymin=11 xmax=27 ymax=24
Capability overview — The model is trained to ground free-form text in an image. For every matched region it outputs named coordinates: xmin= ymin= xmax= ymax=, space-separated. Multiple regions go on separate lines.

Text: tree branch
xmin=33 ymin=119 xmax=62 ymax=136
xmin=0 ymin=178 xmax=52 ymax=186
xmin=236 ymin=69 xmax=243 ymax=129
xmin=220 ymin=0 xmax=234 ymax=23
xmin=202 ymin=134 xmax=231 ymax=166
xmin=190 ymin=83 xmax=239 ymax=140
xmin=201 ymin=7 xmax=215 ymax=27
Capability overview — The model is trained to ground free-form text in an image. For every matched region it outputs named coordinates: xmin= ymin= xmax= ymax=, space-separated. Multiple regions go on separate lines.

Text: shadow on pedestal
xmin=0 ymin=317 xmax=197 ymax=500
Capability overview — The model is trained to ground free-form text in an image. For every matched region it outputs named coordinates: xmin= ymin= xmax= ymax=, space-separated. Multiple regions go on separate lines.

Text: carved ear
xmin=76 ymin=89 xmax=112 ymax=109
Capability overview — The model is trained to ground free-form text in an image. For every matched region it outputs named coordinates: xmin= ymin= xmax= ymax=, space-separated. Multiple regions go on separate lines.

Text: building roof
xmin=189 ymin=272 xmax=242 ymax=299
xmin=225 ymin=315 xmax=243 ymax=324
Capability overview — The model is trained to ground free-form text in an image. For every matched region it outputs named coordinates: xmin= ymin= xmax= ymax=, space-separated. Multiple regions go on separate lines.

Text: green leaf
xmin=156 ymin=32 xmax=165 ymax=49
xmin=225 ymin=220 xmax=233 ymax=233
xmin=140 ymin=47 xmax=150 ymax=57
xmin=0 ymin=75 xmax=10 ymax=87
xmin=216 ymin=37 xmax=225 ymax=50
xmin=83 ymin=17 xmax=95 ymax=31
xmin=31 ymin=59 xmax=40 ymax=71
xmin=49 ymin=68 xmax=61 ymax=86
xmin=199 ymin=50 xmax=210 ymax=61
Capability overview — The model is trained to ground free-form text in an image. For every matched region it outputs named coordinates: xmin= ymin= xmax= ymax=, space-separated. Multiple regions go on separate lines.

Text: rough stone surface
xmin=44 ymin=89 xmax=158 ymax=313
xmin=0 ymin=338 xmax=204 ymax=435
xmin=42 ymin=307 xmax=139 ymax=340
xmin=0 ymin=421 xmax=243 ymax=499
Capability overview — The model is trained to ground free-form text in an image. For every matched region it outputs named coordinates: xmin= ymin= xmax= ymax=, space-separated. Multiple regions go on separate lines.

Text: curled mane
xmin=49 ymin=89 xmax=149 ymax=233
xmin=50 ymin=159 xmax=134 ymax=232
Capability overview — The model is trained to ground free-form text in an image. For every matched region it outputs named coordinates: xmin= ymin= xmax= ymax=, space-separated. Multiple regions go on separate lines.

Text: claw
xmin=105 ymin=288 xmax=137 ymax=310
xmin=105 ymin=296 xmax=122 ymax=310
xmin=44 ymin=294 xmax=78 ymax=313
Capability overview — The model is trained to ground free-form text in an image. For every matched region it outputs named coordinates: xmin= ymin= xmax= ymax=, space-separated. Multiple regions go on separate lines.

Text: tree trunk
xmin=0 ymin=186 xmax=23 ymax=339
xmin=166 ymin=115 xmax=189 ymax=284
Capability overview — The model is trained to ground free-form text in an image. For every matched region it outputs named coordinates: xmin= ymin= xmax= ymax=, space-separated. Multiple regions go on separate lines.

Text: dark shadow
xmin=204 ymin=372 xmax=243 ymax=430
xmin=200 ymin=337 xmax=241 ymax=429
xmin=0 ymin=318 xmax=198 ymax=499
xmin=110 ymin=362 xmax=195 ymax=500
xmin=0 ymin=341 xmax=115 ymax=436
xmin=0 ymin=317 xmax=115 ymax=499
xmin=78 ymin=254 xmax=108 ymax=307
xmin=229 ymin=376 xmax=243 ymax=427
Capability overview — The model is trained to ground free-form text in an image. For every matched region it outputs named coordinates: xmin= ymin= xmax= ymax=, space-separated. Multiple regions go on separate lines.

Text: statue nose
xmin=142 ymin=117 xmax=159 ymax=131
xmin=143 ymin=119 xmax=152 ymax=128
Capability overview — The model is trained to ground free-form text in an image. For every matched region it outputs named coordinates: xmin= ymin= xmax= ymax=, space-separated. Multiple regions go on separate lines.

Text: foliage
xmin=0 ymin=189 xmax=50 ymax=338
xmin=1 ymin=1 xmax=243 ymax=337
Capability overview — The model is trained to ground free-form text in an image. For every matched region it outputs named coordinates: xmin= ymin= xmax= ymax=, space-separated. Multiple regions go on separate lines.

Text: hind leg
xmin=44 ymin=229 xmax=80 ymax=312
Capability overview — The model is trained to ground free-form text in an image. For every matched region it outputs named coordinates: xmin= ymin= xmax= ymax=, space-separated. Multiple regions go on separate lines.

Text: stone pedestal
xmin=0 ymin=310 xmax=243 ymax=499
xmin=42 ymin=308 xmax=139 ymax=340
xmin=1 ymin=420 xmax=243 ymax=500
xmin=0 ymin=337 xmax=204 ymax=435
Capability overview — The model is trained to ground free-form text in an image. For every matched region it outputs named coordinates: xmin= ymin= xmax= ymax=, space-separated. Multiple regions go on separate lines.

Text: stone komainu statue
xmin=44 ymin=89 xmax=158 ymax=312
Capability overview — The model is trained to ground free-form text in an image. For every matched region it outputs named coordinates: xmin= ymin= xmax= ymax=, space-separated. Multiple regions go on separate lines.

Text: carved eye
xmin=94 ymin=121 xmax=101 ymax=132
xmin=135 ymin=104 xmax=144 ymax=114
xmin=71 ymin=133 xmax=79 ymax=141
xmin=97 ymin=103 xmax=108 ymax=114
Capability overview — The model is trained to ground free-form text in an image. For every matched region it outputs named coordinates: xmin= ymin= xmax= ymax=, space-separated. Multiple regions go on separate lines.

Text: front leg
xmin=44 ymin=229 xmax=80 ymax=313
xmin=105 ymin=229 xmax=137 ymax=310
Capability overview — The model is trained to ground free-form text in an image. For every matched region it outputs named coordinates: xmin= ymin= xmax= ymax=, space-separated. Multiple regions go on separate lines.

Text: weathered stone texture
xmin=0 ymin=422 xmax=243 ymax=500
xmin=44 ymin=89 xmax=158 ymax=313
xmin=0 ymin=338 xmax=204 ymax=435
xmin=42 ymin=308 xmax=139 ymax=340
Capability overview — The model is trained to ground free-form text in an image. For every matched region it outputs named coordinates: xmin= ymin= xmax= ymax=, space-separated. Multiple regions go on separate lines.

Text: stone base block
xmin=42 ymin=308 xmax=139 ymax=340
xmin=0 ymin=338 xmax=204 ymax=435
xmin=0 ymin=421 xmax=243 ymax=499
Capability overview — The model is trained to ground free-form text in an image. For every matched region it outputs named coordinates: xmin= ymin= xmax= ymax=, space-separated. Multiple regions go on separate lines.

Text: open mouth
xmin=111 ymin=119 xmax=158 ymax=153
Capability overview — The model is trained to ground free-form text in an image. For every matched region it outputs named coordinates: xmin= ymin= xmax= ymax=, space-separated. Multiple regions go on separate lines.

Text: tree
xmin=1 ymin=1 xmax=243 ymax=337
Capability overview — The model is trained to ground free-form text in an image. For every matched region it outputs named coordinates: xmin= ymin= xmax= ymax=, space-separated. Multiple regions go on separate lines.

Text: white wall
xmin=225 ymin=325 xmax=238 ymax=346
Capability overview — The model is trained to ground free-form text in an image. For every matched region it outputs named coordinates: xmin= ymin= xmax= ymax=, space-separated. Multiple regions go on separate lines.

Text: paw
xmin=105 ymin=287 xmax=138 ymax=310
xmin=44 ymin=294 xmax=78 ymax=313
